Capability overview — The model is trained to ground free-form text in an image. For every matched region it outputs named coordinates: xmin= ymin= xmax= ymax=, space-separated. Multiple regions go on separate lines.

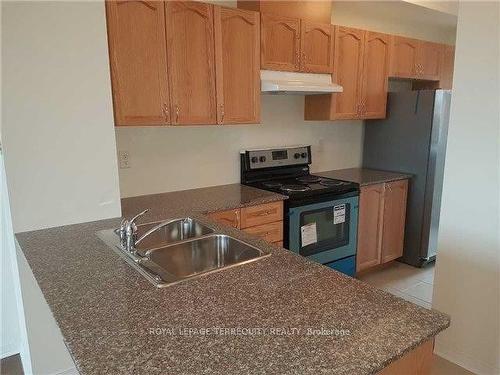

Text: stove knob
xmin=251 ymin=156 xmax=258 ymax=163
xmin=301 ymin=152 xmax=307 ymax=159
xmin=259 ymin=156 xmax=266 ymax=163
xmin=294 ymin=153 xmax=301 ymax=159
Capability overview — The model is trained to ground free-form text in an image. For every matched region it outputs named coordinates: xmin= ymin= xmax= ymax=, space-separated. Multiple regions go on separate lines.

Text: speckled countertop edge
xmin=16 ymin=183 xmax=450 ymax=375
xmin=316 ymin=168 xmax=412 ymax=186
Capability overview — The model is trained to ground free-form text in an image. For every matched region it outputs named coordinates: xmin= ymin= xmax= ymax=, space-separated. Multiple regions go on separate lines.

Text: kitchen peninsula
xmin=16 ymin=183 xmax=449 ymax=374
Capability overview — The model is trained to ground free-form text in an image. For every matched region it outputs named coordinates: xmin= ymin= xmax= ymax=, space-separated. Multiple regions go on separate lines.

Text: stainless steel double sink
xmin=98 ymin=217 xmax=270 ymax=288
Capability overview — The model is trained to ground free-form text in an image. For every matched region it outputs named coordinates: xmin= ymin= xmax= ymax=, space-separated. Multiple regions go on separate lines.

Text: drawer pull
xmin=256 ymin=210 xmax=272 ymax=216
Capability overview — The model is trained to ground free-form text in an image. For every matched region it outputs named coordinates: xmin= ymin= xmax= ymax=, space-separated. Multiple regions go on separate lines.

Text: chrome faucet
xmin=119 ymin=209 xmax=149 ymax=252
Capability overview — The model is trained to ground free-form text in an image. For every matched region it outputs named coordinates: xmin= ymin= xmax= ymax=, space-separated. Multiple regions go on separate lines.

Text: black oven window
xmin=299 ymin=204 xmax=350 ymax=256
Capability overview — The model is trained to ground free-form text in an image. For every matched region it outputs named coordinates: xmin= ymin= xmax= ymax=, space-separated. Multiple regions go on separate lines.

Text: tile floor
xmin=358 ymin=261 xmax=435 ymax=309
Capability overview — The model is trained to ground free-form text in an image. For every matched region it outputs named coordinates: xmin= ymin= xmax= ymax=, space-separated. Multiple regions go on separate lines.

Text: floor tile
xmin=402 ymin=281 xmax=434 ymax=303
xmin=431 ymin=355 xmax=476 ymax=375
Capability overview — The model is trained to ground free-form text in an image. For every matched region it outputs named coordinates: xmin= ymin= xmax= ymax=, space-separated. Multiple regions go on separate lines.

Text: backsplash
xmin=115 ymin=95 xmax=363 ymax=198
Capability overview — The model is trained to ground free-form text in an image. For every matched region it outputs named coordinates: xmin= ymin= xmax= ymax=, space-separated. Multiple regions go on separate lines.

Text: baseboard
xmin=435 ymin=346 xmax=500 ymax=375
xmin=1 ymin=348 xmax=20 ymax=360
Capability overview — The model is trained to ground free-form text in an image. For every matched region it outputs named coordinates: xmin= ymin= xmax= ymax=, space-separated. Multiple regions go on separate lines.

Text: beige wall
xmin=2 ymin=1 xmax=122 ymax=233
xmin=2 ymin=2 xmax=122 ymax=374
xmin=332 ymin=1 xmax=457 ymax=44
xmin=432 ymin=2 xmax=500 ymax=374
xmin=116 ymin=96 xmax=364 ymax=197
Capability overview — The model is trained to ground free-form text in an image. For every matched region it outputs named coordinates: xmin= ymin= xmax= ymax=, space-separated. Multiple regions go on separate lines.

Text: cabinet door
xmin=261 ymin=14 xmax=301 ymax=71
xmin=165 ymin=2 xmax=217 ymax=125
xmin=439 ymin=45 xmax=455 ymax=89
xmin=243 ymin=221 xmax=283 ymax=243
xmin=106 ymin=1 xmax=169 ymax=126
xmin=214 ymin=7 xmax=260 ymax=124
xmin=356 ymin=184 xmax=385 ymax=272
xmin=331 ymin=26 xmax=365 ymax=119
xmin=360 ymin=31 xmax=391 ymax=119
xmin=390 ymin=36 xmax=419 ymax=78
xmin=300 ymin=21 xmax=334 ymax=73
xmin=381 ymin=180 xmax=408 ymax=263
xmin=240 ymin=201 xmax=283 ymax=228
xmin=418 ymin=41 xmax=443 ymax=81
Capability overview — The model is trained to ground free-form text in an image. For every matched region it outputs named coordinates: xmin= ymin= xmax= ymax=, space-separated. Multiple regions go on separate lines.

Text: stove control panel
xmin=245 ymin=146 xmax=311 ymax=169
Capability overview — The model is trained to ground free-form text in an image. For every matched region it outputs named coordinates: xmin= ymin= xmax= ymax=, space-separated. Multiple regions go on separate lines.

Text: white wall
xmin=2 ymin=2 xmax=123 ymax=374
xmin=1 ymin=154 xmax=22 ymax=359
xmin=116 ymin=96 xmax=364 ymax=197
xmin=2 ymin=1 xmax=122 ymax=233
xmin=332 ymin=1 xmax=457 ymax=44
xmin=432 ymin=2 xmax=500 ymax=375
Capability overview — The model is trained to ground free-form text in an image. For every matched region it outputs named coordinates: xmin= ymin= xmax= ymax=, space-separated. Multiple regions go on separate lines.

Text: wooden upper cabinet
xmin=390 ymin=36 xmax=419 ymax=78
xmin=357 ymin=184 xmax=385 ymax=272
xmin=439 ymin=45 xmax=455 ymax=89
xmin=165 ymin=2 xmax=217 ymax=125
xmin=214 ymin=7 xmax=260 ymax=124
xmin=331 ymin=26 xmax=365 ymax=119
xmin=105 ymin=1 xmax=170 ymax=126
xmin=418 ymin=41 xmax=443 ymax=81
xmin=360 ymin=31 xmax=391 ymax=119
xmin=261 ymin=14 xmax=301 ymax=71
xmin=300 ymin=21 xmax=334 ymax=73
xmin=381 ymin=179 xmax=408 ymax=263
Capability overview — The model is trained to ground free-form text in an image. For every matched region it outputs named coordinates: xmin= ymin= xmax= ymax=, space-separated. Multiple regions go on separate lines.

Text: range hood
xmin=261 ymin=70 xmax=343 ymax=95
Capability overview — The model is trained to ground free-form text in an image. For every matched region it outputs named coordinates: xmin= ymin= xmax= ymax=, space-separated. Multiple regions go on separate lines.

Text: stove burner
xmin=281 ymin=184 xmax=311 ymax=192
xmin=296 ymin=175 xmax=322 ymax=183
xmin=262 ymin=181 xmax=283 ymax=188
xmin=319 ymin=179 xmax=348 ymax=187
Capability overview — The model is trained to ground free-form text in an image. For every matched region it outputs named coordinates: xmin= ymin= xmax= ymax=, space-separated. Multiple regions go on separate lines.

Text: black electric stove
xmin=240 ymin=145 xmax=359 ymax=205
xmin=240 ymin=146 xmax=360 ymax=277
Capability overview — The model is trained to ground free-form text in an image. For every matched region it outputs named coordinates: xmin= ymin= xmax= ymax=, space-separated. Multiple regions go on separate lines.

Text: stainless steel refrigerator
xmin=363 ymin=90 xmax=451 ymax=267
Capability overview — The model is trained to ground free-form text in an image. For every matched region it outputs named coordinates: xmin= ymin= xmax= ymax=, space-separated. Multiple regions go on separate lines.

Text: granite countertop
xmin=121 ymin=183 xmax=287 ymax=221
xmin=317 ymin=168 xmax=412 ymax=186
xmin=16 ymin=183 xmax=449 ymax=375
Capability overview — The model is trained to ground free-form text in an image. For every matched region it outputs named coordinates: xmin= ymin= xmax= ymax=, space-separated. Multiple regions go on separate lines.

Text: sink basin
xmin=98 ymin=223 xmax=269 ymax=288
xmin=142 ymin=234 xmax=269 ymax=284
xmin=134 ymin=217 xmax=214 ymax=252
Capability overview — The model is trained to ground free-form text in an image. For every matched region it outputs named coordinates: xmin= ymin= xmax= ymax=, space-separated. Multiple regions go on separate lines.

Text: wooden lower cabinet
xmin=357 ymin=184 xmax=385 ymax=271
xmin=207 ymin=201 xmax=284 ymax=244
xmin=378 ymin=339 xmax=434 ymax=375
xmin=381 ymin=179 xmax=408 ymax=263
xmin=243 ymin=221 xmax=283 ymax=243
xmin=207 ymin=208 xmax=240 ymax=229
xmin=356 ymin=179 xmax=408 ymax=273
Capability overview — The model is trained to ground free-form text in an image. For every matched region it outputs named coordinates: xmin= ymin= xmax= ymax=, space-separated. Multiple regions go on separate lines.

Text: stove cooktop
xmin=252 ymin=174 xmax=358 ymax=198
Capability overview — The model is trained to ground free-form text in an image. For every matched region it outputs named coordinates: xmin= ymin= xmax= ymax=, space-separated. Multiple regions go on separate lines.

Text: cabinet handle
xmin=220 ymin=104 xmax=225 ymax=125
xmin=175 ymin=104 xmax=180 ymax=124
xmin=162 ymin=103 xmax=169 ymax=123
xmin=256 ymin=210 xmax=272 ymax=216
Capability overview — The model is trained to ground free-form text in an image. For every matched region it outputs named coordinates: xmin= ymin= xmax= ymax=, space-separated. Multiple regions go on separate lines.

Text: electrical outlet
xmin=119 ymin=150 xmax=131 ymax=169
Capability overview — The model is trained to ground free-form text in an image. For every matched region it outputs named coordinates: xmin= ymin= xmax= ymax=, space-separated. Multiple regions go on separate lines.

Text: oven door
xmin=288 ymin=196 xmax=359 ymax=264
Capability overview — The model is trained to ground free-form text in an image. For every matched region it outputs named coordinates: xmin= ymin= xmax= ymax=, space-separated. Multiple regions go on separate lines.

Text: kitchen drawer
xmin=207 ymin=208 xmax=240 ymax=229
xmin=240 ymin=201 xmax=283 ymax=228
xmin=243 ymin=221 xmax=283 ymax=243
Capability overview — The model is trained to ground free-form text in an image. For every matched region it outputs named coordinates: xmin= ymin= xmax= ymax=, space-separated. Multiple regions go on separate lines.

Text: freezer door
xmin=363 ymin=91 xmax=436 ymax=266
